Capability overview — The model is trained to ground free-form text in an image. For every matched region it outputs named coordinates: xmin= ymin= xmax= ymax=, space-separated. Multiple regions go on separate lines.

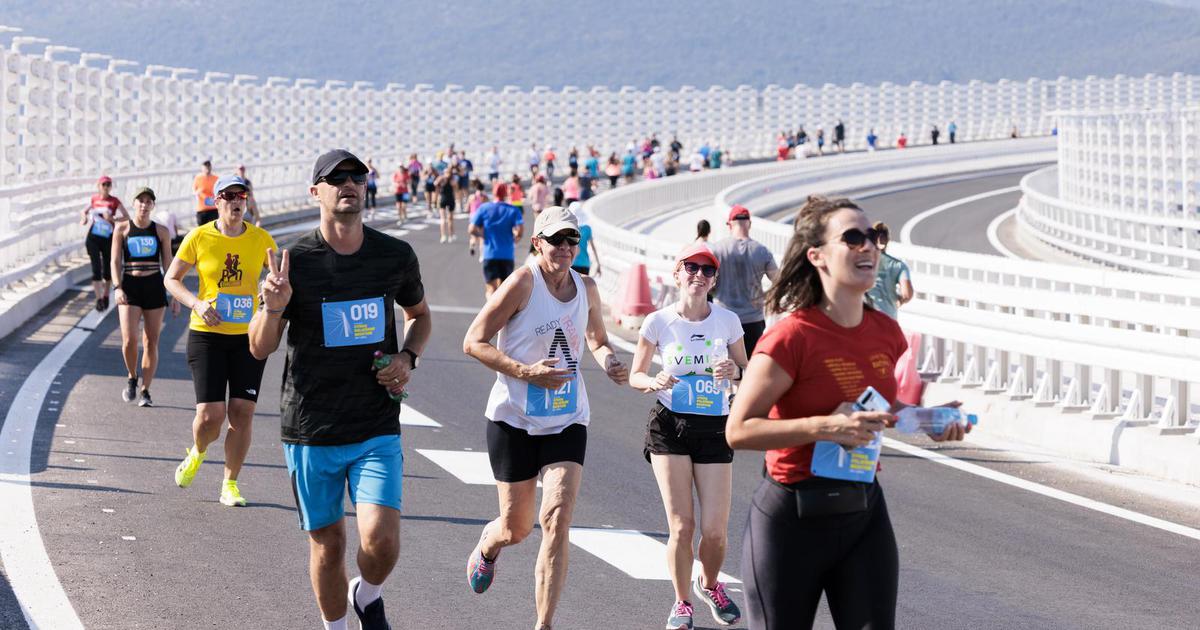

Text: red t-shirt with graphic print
xmin=753 ymin=306 xmax=907 ymax=484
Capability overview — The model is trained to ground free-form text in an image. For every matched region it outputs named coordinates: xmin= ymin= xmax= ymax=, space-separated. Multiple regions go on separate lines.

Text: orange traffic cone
xmin=613 ymin=263 xmax=655 ymax=328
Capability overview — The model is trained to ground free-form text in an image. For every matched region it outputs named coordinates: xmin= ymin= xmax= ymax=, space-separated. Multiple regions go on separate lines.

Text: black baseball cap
xmin=312 ymin=149 xmax=368 ymax=184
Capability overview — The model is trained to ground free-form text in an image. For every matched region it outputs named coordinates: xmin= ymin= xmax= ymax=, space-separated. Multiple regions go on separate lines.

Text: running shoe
xmin=348 ymin=576 xmax=391 ymax=630
xmin=122 ymin=377 xmax=137 ymax=403
xmin=666 ymin=600 xmax=694 ymax=630
xmin=95 ymin=297 xmax=104 ymax=312
xmin=173 ymin=447 xmax=205 ymax=488
xmin=692 ymin=577 xmax=741 ymax=626
xmin=137 ymin=389 xmax=153 ymax=408
xmin=467 ymin=524 xmax=498 ymax=594
xmin=219 ymin=479 xmax=247 ymax=507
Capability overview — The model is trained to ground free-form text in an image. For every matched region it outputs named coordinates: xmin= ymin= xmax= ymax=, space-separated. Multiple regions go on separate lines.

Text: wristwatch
xmin=400 ymin=348 xmax=420 ymax=370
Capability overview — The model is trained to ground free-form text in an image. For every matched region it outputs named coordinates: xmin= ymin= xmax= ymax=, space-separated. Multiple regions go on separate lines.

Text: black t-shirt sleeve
xmin=394 ymin=241 xmax=425 ymax=308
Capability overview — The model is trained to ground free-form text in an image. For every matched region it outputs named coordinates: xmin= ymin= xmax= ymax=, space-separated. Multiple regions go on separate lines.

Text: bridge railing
xmin=586 ymin=152 xmax=1200 ymax=429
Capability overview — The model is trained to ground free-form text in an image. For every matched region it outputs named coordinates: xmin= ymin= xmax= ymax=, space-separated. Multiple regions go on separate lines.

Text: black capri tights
xmin=742 ymin=477 xmax=899 ymax=630
xmin=86 ymin=233 xmax=112 ymax=282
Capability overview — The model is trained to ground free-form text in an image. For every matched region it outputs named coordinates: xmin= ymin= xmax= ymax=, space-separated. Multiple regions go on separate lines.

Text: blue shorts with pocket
xmin=283 ymin=434 xmax=403 ymax=531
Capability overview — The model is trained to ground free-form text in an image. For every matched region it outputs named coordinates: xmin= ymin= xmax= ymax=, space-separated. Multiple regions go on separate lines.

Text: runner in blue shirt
xmin=469 ymin=182 xmax=525 ymax=297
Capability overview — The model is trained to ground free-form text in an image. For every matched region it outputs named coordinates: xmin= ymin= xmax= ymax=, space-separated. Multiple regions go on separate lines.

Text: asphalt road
xmin=1 ymin=191 xmax=1198 ymax=630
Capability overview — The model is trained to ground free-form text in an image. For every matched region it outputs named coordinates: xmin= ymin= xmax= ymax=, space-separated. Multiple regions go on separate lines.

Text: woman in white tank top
xmin=462 ymin=205 xmax=628 ymax=629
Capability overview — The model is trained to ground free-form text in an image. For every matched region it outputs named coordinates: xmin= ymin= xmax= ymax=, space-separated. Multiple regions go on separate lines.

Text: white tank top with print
xmin=485 ymin=260 xmax=591 ymax=435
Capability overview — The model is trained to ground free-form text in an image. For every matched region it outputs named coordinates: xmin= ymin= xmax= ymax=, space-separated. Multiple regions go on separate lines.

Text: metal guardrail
xmin=585 ymin=148 xmax=1200 ymax=430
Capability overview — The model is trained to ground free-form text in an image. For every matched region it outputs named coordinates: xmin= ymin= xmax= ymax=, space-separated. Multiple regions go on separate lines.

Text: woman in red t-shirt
xmin=726 ymin=195 xmax=967 ymax=630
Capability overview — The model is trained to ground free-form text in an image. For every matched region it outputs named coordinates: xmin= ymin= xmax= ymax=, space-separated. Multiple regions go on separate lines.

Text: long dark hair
xmin=766 ymin=195 xmax=863 ymax=314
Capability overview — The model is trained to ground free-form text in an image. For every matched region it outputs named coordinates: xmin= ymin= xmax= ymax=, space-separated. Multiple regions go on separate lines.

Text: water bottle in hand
xmin=895 ymin=407 xmax=977 ymax=435
xmin=372 ymin=351 xmax=408 ymax=402
xmin=711 ymin=338 xmax=730 ymax=392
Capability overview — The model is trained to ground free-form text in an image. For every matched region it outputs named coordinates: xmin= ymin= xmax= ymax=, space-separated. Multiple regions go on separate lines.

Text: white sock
xmin=322 ymin=615 xmax=347 ymax=630
xmin=355 ymin=577 xmax=384 ymax=609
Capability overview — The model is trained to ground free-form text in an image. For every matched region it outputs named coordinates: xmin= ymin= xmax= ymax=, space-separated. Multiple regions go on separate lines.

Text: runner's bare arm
xmin=248 ymin=248 xmax=290 ymax=359
xmin=582 ymin=276 xmax=628 ymax=384
xmin=109 ymin=223 xmax=126 ymax=293
xmin=463 ymin=267 xmax=569 ymax=387
xmin=165 ymin=253 xmax=221 ymax=327
xmin=629 ymin=335 xmax=675 ymax=392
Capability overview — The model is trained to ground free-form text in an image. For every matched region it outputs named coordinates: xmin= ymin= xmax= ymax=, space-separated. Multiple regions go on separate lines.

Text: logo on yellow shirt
xmin=218 ymin=253 xmax=244 ymax=288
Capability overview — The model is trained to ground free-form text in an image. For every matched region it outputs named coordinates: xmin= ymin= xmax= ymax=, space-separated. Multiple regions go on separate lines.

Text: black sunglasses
xmin=318 ymin=171 xmax=368 ymax=186
xmin=218 ymin=190 xmax=248 ymax=201
xmin=829 ymin=227 xmax=882 ymax=251
xmin=681 ymin=262 xmax=717 ymax=278
xmin=541 ymin=231 xmax=581 ymax=247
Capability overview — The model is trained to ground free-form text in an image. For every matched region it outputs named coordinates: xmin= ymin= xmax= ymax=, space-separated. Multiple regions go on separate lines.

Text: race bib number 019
xmin=526 ymin=378 xmax=578 ymax=416
xmin=127 ymin=235 xmax=158 ymax=258
xmin=669 ymin=375 xmax=724 ymax=416
xmin=215 ymin=293 xmax=254 ymax=324
xmin=322 ymin=297 xmax=386 ymax=347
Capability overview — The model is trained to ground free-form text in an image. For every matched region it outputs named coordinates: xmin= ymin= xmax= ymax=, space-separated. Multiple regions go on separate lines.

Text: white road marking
xmin=985 ymin=208 xmax=1021 ymax=258
xmin=400 ymin=406 xmax=442 ymax=427
xmin=429 ymin=304 xmax=481 ymax=315
xmin=882 ymin=437 xmax=1200 ymax=542
xmin=0 ymin=307 xmax=109 ymax=630
xmin=121 ymin=536 xmax=136 ymax=542
xmin=569 ymin=527 xmax=740 ymax=583
xmin=416 ymin=448 xmax=540 ymax=486
xmin=899 ymin=186 xmax=1020 ymax=244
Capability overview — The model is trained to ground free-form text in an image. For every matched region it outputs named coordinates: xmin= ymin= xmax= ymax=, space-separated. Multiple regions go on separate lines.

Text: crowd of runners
xmin=76 ymin=132 xmax=964 ymax=630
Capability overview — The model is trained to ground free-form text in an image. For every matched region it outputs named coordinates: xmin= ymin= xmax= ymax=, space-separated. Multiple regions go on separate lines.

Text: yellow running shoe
xmin=219 ymin=479 xmax=247 ymax=507
xmin=174 ymin=447 xmax=205 ymax=488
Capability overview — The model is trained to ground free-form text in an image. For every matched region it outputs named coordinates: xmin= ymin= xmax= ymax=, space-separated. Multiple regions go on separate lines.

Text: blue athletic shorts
xmin=283 ymin=434 xmax=403 ymax=531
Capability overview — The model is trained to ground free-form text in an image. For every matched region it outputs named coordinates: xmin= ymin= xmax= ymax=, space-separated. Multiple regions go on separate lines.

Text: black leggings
xmin=742 ymin=477 xmax=898 ymax=630
xmin=86 ymin=233 xmax=112 ymax=281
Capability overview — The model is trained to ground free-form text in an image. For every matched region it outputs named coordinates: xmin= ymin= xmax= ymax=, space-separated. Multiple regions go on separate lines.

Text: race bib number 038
xmin=322 ymin=297 xmax=386 ymax=347
xmin=526 ymin=378 xmax=578 ymax=416
xmin=669 ymin=374 xmax=724 ymax=416
xmin=215 ymin=293 xmax=254 ymax=324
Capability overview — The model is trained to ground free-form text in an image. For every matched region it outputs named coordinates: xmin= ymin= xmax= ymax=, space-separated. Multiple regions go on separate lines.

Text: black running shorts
xmin=185 ymin=330 xmax=267 ymax=404
xmin=486 ymin=420 xmax=587 ymax=483
xmin=482 ymin=258 xmax=515 ymax=283
xmin=119 ymin=273 xmax=168 ymax=310
xmin=643 ymin=401 xmax=734 ymax=464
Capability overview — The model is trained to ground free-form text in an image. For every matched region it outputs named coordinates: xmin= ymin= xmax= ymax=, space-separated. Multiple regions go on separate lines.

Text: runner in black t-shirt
xmin=250 ymin=149 xmax=431 ymax=630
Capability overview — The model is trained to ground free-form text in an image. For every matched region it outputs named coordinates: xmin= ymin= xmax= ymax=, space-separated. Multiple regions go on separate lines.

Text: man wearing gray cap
xmin=250 ymin=149 xmax=431 ymax=630
xmin=462 ymin=205 xmax=629 ymax=630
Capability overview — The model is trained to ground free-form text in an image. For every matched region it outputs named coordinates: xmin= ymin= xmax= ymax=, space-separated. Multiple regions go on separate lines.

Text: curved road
xmin=1 ymin=187 xmax=1198 ymax=629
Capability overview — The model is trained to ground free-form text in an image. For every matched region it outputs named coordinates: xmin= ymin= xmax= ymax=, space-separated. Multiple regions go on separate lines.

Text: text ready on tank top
xmin=485 ymin=260 xmax=591 ymax=435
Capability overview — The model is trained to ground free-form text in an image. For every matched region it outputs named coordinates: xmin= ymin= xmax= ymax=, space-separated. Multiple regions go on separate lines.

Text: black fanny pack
xmin=653 ymin=402 xmax=726 ymax=438
xmin=771 ymin=477 xmax=869 ymax=519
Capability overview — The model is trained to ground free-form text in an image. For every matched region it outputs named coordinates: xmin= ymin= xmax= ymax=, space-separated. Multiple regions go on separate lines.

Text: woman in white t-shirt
xmin=630 ymin=243 xmax=748 ymax=629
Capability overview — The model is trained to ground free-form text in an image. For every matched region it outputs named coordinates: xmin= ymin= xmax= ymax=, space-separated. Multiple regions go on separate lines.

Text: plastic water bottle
xmin=372 ymin=351 xmax=408 ymax=402
xmin=711 ymin=338 xmax=730 ymax=392
xmin=895 ymin=407 xmax=977 ymax=435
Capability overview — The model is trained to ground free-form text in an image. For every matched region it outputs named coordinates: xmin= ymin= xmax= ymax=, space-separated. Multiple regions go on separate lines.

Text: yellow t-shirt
xmin=177 ymin=221 xmax=278 ymax=335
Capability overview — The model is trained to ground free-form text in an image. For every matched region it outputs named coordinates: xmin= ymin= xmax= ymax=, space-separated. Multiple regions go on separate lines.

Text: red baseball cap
xmin=727 ymin=205 xmax=751 ymax=222
xmin=675 ymin=243 xmax=719 ymax=268
xmin=97 ymin=175 xmax=112 ymax=184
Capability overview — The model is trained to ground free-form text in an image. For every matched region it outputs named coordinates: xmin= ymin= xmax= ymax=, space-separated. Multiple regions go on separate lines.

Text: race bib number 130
xmin=322 ymin=297 xmax=386 ymax=347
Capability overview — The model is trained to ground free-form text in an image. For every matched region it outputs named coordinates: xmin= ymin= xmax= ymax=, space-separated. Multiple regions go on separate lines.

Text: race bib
xmin=215 ymin=293 xmax=254 ymax=324
xmin=321 ymin=297 xmax=386 ymax=347
xmin=90 ymin=220 xmax=114 ymax=238
xmin=127 ymin=235 xmax=158 ymax=258
xmin=669 ymin=375 xmax=725 ymax=415
xmin=526 ymin=377 xmax=578 ymax=416
xmin=203 ymin=196 xmax=215 ymax=207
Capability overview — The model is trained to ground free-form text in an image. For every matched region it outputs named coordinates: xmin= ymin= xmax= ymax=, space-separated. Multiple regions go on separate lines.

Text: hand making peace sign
xmin=261 ymin=248 xmax=292 ymax=312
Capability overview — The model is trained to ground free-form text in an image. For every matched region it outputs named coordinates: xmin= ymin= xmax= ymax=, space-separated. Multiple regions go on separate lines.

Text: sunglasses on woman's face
xmin=318 ymin=171 xmax=368 ymax=186
xmin=681 ymin=262 xmax=718 ymax=278
xmin=541 ymin=231 xmax=581 ymax=247
xmin=218 ymin=190 xmax=249 ymax=201
xmin=832 ymin=227 xmax=882 ymax=251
